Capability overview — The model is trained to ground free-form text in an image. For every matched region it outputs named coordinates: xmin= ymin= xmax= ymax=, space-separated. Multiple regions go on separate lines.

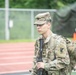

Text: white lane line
xmin=0 ymin=46 xmax=34 ymax=51
xmin=0 ymin=48 xmax=34 ymax=51
xmin=0 ymin=51 xmax=34 ymax=55
xmin=0 ymin=56 xmax=34 ymax=59
xmin=0 ymin=62 xmax=33 ymax=65
xmin=0 ymin=70 xmax=76 ymax=75
xmin=0 ymin=70 xmax=30 ymax=74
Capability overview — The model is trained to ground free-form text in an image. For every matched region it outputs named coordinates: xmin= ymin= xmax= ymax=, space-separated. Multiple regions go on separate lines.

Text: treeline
xmin=0 ymin=0 xmax=76 ymax=9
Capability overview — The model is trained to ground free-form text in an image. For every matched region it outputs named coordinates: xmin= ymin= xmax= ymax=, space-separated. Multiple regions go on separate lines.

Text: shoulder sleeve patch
xmin=55 ymin=42 xmax=67 ymax=58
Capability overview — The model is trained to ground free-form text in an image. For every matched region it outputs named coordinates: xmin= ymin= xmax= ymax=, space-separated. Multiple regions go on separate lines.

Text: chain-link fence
xmin=0 ymin=8 xmax=56 ymax=40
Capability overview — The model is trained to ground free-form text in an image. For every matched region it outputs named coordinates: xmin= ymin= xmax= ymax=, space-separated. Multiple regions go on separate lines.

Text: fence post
xmin=31 ymin=11 xmax=34 ymax=40
xmin=5 ymin=0 xmax=10 ymax=40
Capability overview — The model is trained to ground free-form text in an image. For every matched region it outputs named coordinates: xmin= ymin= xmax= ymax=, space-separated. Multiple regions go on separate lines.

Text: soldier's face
xmin=36 ymin=22 xmax=50 ymax=35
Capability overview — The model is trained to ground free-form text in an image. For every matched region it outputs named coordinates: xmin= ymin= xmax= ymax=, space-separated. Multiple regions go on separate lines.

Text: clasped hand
xmin=36 ymin=62 xmax=44 ymax=69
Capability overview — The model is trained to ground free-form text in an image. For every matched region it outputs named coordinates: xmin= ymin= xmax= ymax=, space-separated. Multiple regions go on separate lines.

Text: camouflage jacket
xmin=31 ymin=32 xmax=70 ymax=75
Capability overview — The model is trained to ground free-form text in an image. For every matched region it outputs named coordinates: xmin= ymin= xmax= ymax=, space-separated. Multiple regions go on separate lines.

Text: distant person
xmin=31 ymin=12 xmax=70 ymax=75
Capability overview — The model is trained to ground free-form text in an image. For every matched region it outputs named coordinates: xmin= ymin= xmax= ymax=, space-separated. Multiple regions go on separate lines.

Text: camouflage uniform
xmin=31 ymin=33 xmax=70 ymax=75
xmin=31 ymin=12 xmax=70 ymax=75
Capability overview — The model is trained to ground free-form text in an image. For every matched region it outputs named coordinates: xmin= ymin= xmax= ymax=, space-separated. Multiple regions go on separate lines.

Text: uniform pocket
xmin=48 ymin=70 xmax=60 ymax=75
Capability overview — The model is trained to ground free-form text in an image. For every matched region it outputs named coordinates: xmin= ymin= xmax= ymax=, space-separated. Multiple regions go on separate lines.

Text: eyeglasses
xmin=36 ymin=23 xmax=46 ymax=27
xmin=36 ymin=24 xmax=44 ymax=27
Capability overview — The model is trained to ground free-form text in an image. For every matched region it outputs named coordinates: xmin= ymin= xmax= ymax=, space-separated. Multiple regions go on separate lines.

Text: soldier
xmin=31 ymin=12 xmax=70 ymax=75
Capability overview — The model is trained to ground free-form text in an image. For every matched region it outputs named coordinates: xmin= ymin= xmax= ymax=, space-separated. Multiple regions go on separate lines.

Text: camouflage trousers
xmin=31 ymin=69 xmax=68 ymax=75
xmin=48 ymin=70 xmax=68 ymax=75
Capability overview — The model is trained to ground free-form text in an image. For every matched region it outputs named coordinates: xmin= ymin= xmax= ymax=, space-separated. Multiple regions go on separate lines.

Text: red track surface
xmin=0 ymin=42 xmax=34 ymax=74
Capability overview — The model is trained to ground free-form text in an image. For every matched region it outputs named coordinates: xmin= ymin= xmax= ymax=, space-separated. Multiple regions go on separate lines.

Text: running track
xmin=0 ymin=42 xmax=34 ymax=74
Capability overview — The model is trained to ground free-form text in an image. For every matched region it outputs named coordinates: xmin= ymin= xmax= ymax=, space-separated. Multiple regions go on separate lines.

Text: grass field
xmin=0 ymin=39 xmax=35 ymax=43
xmin=70 ymin=71 xmax=76 ymax=75
xmin=0 ymin=38 xmax=73 ymax=43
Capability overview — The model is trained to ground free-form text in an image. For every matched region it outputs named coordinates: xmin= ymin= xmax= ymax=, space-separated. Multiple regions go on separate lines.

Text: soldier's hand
xmin=37 ymin=62 xmax=44 ymax=69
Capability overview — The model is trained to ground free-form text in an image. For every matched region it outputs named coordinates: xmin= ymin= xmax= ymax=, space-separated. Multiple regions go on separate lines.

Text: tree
xmin=0 ymin=0 xmax=5 ymax=8
xmin=0 ymin=0 xmax=76 ymax=9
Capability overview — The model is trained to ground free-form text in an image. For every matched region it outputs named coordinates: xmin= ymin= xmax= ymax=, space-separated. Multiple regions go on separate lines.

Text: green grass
xmin=0 ymin=38 xmax=73 ymax=43
xmin=70 ymin=71 xmax=76 ymax=75
xmin=0 ymin=39 xmax=35 ymax=43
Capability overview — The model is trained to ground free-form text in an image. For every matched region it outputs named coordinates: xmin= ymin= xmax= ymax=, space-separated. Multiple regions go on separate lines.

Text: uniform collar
xmin=43 ymin=31 xmax=53 ymax=43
